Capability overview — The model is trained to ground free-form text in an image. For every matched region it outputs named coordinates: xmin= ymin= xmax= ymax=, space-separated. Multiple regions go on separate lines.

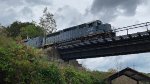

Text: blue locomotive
xmin=24 ymin=20 xmax=115 ymax=48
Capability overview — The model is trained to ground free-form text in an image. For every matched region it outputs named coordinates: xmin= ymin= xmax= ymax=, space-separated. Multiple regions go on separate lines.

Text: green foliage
xmin=0 ymin=42 xmax=64 ymax=84
xmin=63 ymin=67 xmax=92 ymax=84
xmin=20 ymin=24 xmax=44 ymax=39
xmin=62 ymin=67 xmax=108 ymax=84
xmin=6 ymin=21 xmax=44 ymax=39
xmin=7 ymin=21 xmax=30 ymax=38
xmin=0 ymin=34 xmax=107 ymax=84
xmin=148 ymin=73 xmax=150 ymax=77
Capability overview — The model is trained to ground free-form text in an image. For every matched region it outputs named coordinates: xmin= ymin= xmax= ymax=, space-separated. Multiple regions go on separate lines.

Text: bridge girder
xmin=57 ymin=31 xmax=150 ymax=61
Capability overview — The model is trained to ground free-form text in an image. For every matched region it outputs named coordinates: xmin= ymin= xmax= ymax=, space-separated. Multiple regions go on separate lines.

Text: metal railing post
xmin=146 ymin=22 xmax=148 ymax=31
xmin=114 ymin=28 xmax=117 ymax=34
xmin=127 ymin=29 xmax=129 ymax=35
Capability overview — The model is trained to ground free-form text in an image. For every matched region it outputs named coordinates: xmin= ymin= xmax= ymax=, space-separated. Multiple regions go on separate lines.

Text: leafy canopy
xmin=20 ymin=24 xmax=44 ymax=39
xmin=6 ymin=21 xmax=44 ymax=39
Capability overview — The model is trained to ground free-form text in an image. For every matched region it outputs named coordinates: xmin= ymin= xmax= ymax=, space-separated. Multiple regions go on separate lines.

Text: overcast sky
xmin=0 ymin=0 xmax=150 ymax=73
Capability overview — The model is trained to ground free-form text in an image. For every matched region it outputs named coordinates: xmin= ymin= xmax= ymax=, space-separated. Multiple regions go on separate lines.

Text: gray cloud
xmin=21 ymin=7 xmax=33 ymax=17
xmin=0 ymin=8 xmax=18 ymax=25
xmin=24 ymin=0 xmax=52 ymax=6
xmin=55 ymin=5 xmax=83 ymax=29
xmin=0 ymin=0 xmax=23 ymax=6
xmin=0 ymin=0 xmax=53 ymax=25
xmin=0 ymin=7 xmax=33 ymax=25
xmin=0 ymin=0 xmax=52 ymax=7
xmin=90 ymin=0 xmax=143 ymax=22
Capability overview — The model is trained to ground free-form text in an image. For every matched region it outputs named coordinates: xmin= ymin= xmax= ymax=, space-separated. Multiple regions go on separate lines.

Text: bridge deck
xmin=57 ymin=31 xmax=150 ymax=60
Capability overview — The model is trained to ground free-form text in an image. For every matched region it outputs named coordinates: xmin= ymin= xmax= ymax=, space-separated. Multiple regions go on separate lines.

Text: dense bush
xmin=0 ymin=34 xmax=106 ymax=84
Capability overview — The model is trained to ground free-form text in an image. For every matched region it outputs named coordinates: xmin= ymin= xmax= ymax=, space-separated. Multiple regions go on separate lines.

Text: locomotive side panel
xmin=100 ymin=24 xmax=112 ymax=32
xmin=24 ymin=20 xmax=115 ymax=48
xmin=25 ymin=37 xmax=43 ymax=48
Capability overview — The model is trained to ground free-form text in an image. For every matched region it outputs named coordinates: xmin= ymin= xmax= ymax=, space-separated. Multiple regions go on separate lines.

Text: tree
xmin=20 ymin=24 xmax=44 ymax=39
xmin=0 ymin=24 xmax=8 ymax=36
xmin=6 ymin=21 xmax=33 ymax=38
xmin=39 ymin=7 xmax=57 ymax=34
xmin=6 ymin=21 xmax=44 ymax=39
xmin=39 ymin=7 xmax=57 ymax=45
xmin=0 ymin=24 xmax=2 ymax=29
xmin=0 ymin=24 xmax=3 ymax=33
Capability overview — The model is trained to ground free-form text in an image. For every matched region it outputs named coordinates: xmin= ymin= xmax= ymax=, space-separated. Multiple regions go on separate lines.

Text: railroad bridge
xmin=51 ymin=22 xmax=150 ymax=61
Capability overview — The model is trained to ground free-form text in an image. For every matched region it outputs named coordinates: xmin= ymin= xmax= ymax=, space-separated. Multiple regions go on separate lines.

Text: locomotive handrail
xmin=114 ymin=22 xmax=150 ymax=30
xmin=114 ymin=22 xmax=150 ymax=33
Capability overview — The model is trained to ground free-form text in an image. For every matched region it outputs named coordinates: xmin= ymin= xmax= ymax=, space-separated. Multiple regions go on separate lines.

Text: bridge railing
xmin=113 ymin=22 xmax=150 ymax=36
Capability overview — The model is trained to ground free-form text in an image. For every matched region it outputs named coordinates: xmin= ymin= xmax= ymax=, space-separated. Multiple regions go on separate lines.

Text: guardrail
xmin=113 ymin=22 xmax=150 ymax=35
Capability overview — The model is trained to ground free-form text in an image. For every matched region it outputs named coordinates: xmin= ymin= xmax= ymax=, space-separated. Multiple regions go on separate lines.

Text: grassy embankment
xmin=0 ymin=33 xmax=112 ymax=84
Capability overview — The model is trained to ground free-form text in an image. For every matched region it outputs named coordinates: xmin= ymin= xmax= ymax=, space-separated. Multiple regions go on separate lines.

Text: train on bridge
xmin=24 ymin=20 xmax=115 ymax=48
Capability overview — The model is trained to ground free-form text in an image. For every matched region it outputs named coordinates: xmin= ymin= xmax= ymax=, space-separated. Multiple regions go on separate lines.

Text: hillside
xmin=0 ymin=34 xmax=112 ymax=84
